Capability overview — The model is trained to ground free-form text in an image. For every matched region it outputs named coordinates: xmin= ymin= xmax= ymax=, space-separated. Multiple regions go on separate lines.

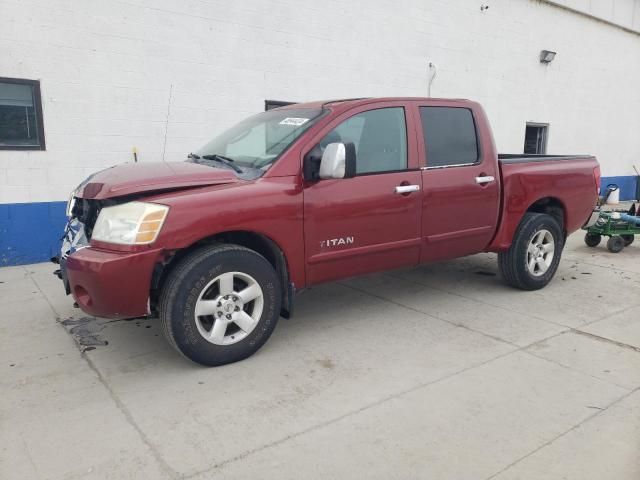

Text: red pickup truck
xmin=58 ymin=97 xmax=599 ymax=366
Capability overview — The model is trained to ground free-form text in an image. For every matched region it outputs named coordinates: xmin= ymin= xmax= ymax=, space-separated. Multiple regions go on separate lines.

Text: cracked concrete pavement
xmin=1 ymin=232 xmax=640 ymax=479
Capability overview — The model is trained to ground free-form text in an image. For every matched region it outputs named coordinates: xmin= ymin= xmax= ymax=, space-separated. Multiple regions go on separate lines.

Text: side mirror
xmin=319 ymin=142 xmax=356 ymax=180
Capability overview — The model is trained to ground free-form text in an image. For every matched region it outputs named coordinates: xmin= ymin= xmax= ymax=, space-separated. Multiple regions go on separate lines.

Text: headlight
xmin=92 ymin=202 xmax=169 ymax=245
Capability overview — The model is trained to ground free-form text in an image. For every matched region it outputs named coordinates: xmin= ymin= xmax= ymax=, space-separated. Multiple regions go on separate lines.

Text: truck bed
xmin=488 ymin=154 xmax=599 ymax=251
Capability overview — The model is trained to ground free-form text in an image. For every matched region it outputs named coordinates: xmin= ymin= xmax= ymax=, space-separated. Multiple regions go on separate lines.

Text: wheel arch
xmin=488 ymin=196 xmax=568 ymax=251
xmin=152 ymin=230 xmax=294 ymax=318
xmin=525 ymin=197 xmax=567 ymax=234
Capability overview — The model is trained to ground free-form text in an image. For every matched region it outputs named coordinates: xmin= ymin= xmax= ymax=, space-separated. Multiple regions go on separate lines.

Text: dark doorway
xmin=524 ymin=123 xmax=548 ymax=154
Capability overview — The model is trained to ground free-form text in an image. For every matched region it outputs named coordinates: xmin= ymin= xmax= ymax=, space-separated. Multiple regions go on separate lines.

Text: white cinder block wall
xmin=0 ymin=0 xmax=639 ymax=264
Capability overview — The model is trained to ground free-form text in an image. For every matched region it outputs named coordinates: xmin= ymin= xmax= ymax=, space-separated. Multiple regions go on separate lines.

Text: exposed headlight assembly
xmin=92 ymin=202 xmax=169 ymax=245
xmin=66 ymin=190 xmax=77 ymax=217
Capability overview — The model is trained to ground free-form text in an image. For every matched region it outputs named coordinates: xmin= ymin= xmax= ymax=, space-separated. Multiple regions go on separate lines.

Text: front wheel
xmin=498 ymin=213 xmax=564 ymax=290
xmin=160 ymin=244 xmax=281 ymax=366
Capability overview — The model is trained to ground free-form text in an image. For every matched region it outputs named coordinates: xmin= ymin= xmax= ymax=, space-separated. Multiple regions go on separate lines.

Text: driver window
xmin=318 ymin=107 xmax=408 ymax=174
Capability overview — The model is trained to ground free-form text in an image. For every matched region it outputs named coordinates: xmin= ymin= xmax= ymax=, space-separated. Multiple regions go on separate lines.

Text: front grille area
xmin=70 ymin=198 xmax=102 ymax=239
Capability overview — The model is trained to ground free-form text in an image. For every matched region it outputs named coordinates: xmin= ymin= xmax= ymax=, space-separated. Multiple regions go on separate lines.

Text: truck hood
xmin=76 ymin=162 xmax=238 ymax=200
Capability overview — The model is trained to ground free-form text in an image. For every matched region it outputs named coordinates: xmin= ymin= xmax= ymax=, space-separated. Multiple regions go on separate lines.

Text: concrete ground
xmin=2 ymin=232 xmax=640 ymax=479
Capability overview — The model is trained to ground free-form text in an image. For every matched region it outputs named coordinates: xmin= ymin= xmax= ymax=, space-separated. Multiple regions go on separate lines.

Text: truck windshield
xmin=193 ymin=108 xmax=324 ymax=173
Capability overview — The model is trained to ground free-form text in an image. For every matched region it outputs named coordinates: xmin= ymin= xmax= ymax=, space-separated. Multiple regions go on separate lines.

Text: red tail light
xmin=593 ymin=165 xmax=601 ymax=194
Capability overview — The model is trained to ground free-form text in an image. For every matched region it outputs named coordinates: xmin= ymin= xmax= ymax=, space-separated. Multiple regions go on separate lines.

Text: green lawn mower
xmin=583 ymin=204 xmax=639 ymax=253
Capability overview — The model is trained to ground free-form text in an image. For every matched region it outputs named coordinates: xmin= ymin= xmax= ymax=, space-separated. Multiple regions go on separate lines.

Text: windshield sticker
xmin=279 ymin=117 xmax=310 ymax=126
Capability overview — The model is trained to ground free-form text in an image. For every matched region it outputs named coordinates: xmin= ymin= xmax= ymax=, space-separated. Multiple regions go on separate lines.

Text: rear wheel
xmin=498 ymin=213 xmax=563 ymax=290
xmin=160 ymin=244 xmax=281 ymax=366
xmin=584 ymin=232 xmax=601 ymax=247
xmin=621 ymin=234 xmax=635 ymax=246
xmin=607 ymin=236 xmax=625 ymax=253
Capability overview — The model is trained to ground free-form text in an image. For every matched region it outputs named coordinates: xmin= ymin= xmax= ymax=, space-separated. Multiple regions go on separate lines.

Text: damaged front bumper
xmin=64 ymin=246 xmax=162 ymax=319
xmin=54 ymin=218 xmax=162 ymax=319
xmin=53 ymin=218 xmax=89 ymax=294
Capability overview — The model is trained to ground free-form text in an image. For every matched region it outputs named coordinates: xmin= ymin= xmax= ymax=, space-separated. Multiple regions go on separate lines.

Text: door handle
xmin=475 ymin=176 xmax=495 ymax=185
xmin=395 ymin=184 xmax=420 ymax=194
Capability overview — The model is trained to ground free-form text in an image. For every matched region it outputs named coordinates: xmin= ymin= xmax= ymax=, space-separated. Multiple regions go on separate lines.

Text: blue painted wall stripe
xmin=600 ymin=176 xmax=639 ymax=201
xmin=0 ymin=201 xmax=67 ymax=266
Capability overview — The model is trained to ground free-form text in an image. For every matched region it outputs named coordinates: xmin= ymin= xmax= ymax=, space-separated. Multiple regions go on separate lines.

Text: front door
xmin=415 ymin=103 xmax=500 ymax=262
xmin=303 ymin=104 xmax=422 ymax=285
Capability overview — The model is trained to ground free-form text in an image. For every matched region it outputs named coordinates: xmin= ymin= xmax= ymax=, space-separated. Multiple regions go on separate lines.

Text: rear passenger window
xmin=319 ymin=107 xmax=408 ymax=174
xmin=420 ymin=107 xmax=478 ymax=167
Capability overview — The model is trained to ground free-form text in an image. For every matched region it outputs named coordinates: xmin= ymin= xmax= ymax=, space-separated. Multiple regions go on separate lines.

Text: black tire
xmin=584 ymin=232 xmax=601 ymax=247
xmin=621 ymin=234 xmax=635 ymax=246
xmin=607 ymin=236 xmax=625 ymax=253
xmin=159 ymin=244 xmax=281 ymax=366
xmin=498 ymin=213 xmax=564 ymax=291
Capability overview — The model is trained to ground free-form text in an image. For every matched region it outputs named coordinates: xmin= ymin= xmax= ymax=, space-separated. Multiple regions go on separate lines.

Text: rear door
xmin=303 ymin=102 xmax=422 ymax=285
xmin=414 ymin=102 xmax=500 ymax=262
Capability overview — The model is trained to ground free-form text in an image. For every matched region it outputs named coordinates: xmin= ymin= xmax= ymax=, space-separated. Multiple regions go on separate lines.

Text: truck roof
xmin=279 ymin=97 xmax=473 ymax=113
